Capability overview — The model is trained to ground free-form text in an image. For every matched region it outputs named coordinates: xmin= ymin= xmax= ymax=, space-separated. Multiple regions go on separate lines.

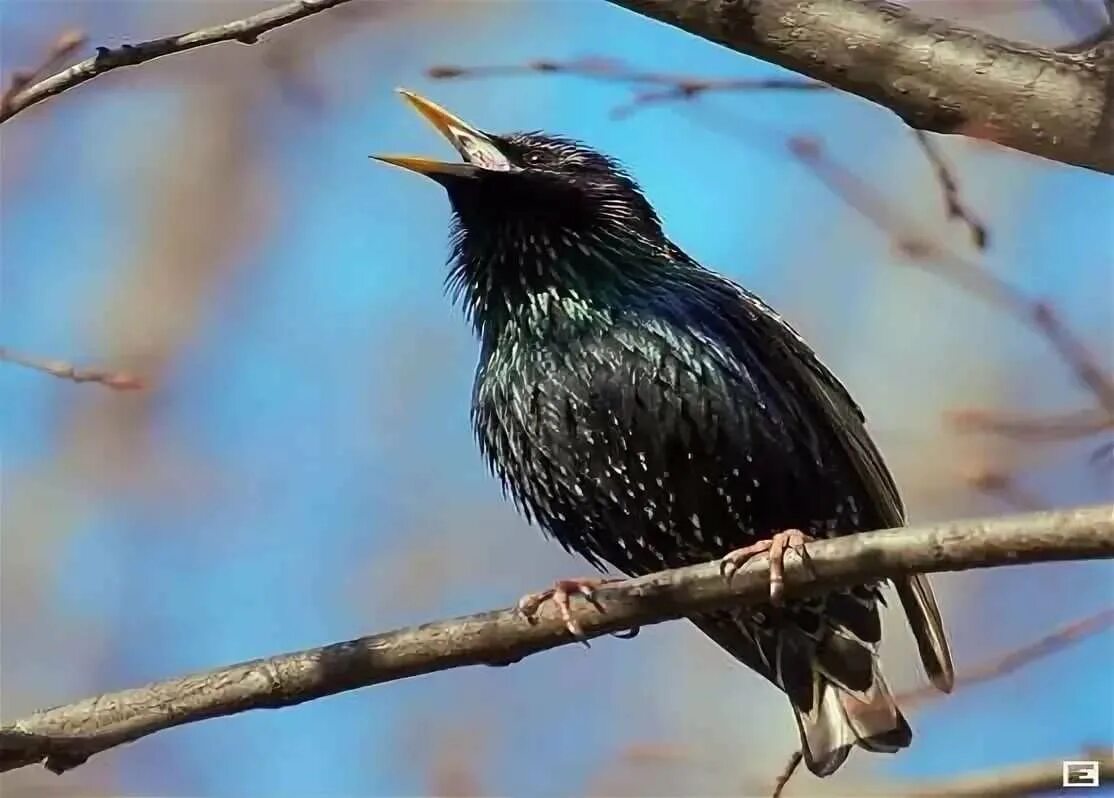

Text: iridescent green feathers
xmin=412 ymin=126 xmax=952 ymax=776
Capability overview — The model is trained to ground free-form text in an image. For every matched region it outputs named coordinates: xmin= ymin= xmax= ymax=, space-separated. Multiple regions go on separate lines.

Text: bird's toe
xmin=515 ymin=577 xmax=613 ymax=643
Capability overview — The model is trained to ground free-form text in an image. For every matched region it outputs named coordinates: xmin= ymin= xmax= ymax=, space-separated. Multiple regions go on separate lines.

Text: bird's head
xmin=374 ymin=89 xmax=661 ymax=239
xmin=374 ymin=90 xmax=675 ymax=331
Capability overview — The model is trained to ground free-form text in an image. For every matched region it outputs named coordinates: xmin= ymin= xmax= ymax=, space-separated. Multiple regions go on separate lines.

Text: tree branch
xmin=770 ymin=750 xmax=803 ymax=798
xmin=0 ymin=346 xmax=143 ymax=390
xmin=606 ymin=0 xmax=1114 ymax=173
xmin=428 ymin=57 xmax=827 ymax=118
xmin=430 ymin=56 xmax=1114 ymax=424
xmin=896 ymin=607 xmax=1114 ymax=707
xmin=430 ymin=58 xmax=991 ymax=254
xmin=911 ymin=129 xmax=987 ymax=250
xmin=0 ymin=0 xmax=356 ymax=124
xmin=777 ymin=136 xmax=1114 ymax=419
xmin=1 ymin=505 xmax=1111 ymax=775
xmin=946 ymin=407 xmax=1114 ymax=442
xmin=0 ymin=30 xmax=87 ymax=117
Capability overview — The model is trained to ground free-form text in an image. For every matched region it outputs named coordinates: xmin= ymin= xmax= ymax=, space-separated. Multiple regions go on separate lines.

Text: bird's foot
xmin=516 ymin=577 xmax=617 ymax=642
xmin=719 ymin=529 xmax=816 ymax=606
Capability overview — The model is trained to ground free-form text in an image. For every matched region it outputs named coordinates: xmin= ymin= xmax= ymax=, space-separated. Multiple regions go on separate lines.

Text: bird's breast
xmin=469 ymin=308 xmax=860 ymax=575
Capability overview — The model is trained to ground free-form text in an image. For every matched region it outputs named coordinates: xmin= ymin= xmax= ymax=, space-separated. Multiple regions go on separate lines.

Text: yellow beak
xmin=372 ymin=89 xmax=510 ymax=178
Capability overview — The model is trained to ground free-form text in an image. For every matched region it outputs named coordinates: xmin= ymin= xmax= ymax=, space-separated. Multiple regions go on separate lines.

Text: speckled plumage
xmin=383 ymin=109 xmax=953 ymax=776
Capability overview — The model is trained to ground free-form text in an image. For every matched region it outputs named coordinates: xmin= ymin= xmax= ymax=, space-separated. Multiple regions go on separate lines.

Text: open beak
xmin=372 ymin=89 xmax=511 ymax=178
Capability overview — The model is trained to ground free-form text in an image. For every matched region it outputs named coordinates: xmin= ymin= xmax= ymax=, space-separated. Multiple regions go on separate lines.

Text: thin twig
xmin=1 ymin=505 xmax=1111 ymax=775
xmin=427 ymin=59 xmax=826 ymax=114
xmin=783 ymin=136 xmax=1114 ymax=419
xmin=0 ymin=29 xmax=87 ymax=116
xmin=770 ymin=750 xmax=803 ymax=798
xmin=911 ymin=129 xmax=988 ymax=250
xmin=0 ymin=0 xmax=356 ymax=124
xmin=963 ymin=466 xmax=1049 ymax=513
xmin=945 ymin=408 xmax=1114 ymax=441
xmin=897 ymin=607 xmax=1114 ymax=708
xmin=1026 ymin=300 xmax=1114 ymax=418
xmin=612 ymin=79 xmax=828 ymax=118
xmin=605 ymin=0 xmax=1114 ymax=173
xmin=1092 ymin=440 xmax=1114 ymax=469
xmin=1042 ymin=0 xmax=1108 ymax=38
xmin=738 ymin=122 xmax=1114 ymax=424
xmin=0 ymin=347 xmax=142 ymax=391
xmin=429 ymin=59 xmax=1114 ymax=418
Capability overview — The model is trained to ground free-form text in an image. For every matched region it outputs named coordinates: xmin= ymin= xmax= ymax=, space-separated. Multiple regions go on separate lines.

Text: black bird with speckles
xmin=376 ymin=90 xmax=954 ymax=777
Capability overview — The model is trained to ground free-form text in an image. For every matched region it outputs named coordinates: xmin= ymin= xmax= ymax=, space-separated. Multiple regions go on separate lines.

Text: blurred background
xmin=1 ymin=1 xmax=1112 ymax=795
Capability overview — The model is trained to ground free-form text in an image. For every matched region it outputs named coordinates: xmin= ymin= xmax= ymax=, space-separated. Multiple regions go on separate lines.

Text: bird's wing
xmin=661 ymin=245 xmax=905 ymax=526
xmin=727 ymin=283 xmax=954 ymax=692
xmin=731 ymin=286 xmax=905 ymax=528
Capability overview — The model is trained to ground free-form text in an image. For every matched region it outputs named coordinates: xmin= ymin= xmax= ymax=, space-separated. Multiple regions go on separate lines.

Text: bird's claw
xmin=719 ymin=529 xmax=816 ymax=606
xmin=516 ymin=578 xmax=613 ymax=644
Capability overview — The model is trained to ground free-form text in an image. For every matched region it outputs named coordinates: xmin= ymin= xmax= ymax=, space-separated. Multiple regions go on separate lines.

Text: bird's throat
xmin=446 ymin=219 xmax=664 ymax=342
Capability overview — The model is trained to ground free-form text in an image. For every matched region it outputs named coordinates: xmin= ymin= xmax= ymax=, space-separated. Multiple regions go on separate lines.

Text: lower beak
xmin=371 ymin=155 xmax=482 ymax=178
xmin=372 ymin=89 xmax=510 ymax=178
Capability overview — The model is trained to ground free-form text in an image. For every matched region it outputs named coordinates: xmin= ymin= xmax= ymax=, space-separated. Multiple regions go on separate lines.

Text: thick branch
xmin=607 ymin=0 xmax=1114 ymax=173
xmin=0 ymin=0 xmax=356 ymax=124
xmin=1 ymin=505 xmax=1111 ymax=774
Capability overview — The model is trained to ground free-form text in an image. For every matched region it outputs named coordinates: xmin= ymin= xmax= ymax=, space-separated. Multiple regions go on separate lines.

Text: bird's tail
xmin=789 ymin=636 xmax=912 ymax=776
xmin=893 ymin=574 xmax=955 ymax=693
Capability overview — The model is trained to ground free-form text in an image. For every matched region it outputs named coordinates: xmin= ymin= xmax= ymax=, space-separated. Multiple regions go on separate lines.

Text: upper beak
xmin=372 ymin=89 xmax=511 ymax=178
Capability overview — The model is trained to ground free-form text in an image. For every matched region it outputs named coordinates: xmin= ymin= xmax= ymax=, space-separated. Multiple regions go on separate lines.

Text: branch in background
xmin=428 ymin=58 xmax=987 ymax=253
xmin=946 ymin=408 xmax=1114 ymax=442
xmin=605 ymin=0 xmax=1114 ymax=173
xmin=0 ymin=29 xmax=87 ymax=116
xmin=0 ymin=347 xmax=142 ymax=391
xmin=962 ymin=466 xmax=1049 ymax=513
xmin=0 ymin=0 xmax=356 ymax=124
xmin=947 ymin=405 xmax=1114 ymax=484
xmin=770 ymin=750 xmax=802 ymax=798
xmin=911 ymin=129 xmax=988 ymax=250
xmin=902 ymin=749 xmax=1113 ymax=797
xmin=1 ymin=505 xmax=1111 ymax=775
xmin=428 ymin=58 xmax=827 ymax=118
xmin=1026 ymin=300 xmax=1114 ymax=418
xmin=1046 ymin=0 xmax=1111 ymax=48
xmin=781 ymin=135 xmax=1114 ymax=421
xmin=1092 ymin=441 xmax=1114 ymax=469
xmin=898 ymin=607 xmax=1114 ymax=708
xmin=1043 ymin=0 xmax=1109 ymax=39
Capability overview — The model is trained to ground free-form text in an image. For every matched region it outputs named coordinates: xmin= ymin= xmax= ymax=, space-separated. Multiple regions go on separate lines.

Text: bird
xmin=374 ymin=89 xmax=954 ymax=777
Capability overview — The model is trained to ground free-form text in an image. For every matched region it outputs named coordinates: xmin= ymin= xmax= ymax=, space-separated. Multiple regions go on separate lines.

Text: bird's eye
xmin=522 ymin=150 xmax=550 ymax=166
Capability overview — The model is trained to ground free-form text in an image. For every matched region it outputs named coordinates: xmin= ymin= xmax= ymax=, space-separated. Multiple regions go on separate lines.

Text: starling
xmin=375 ymin=90 xmax=954 ymax=776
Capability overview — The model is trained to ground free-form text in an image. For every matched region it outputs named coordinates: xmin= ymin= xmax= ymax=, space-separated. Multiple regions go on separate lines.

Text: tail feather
xmin=794 ymin=682 xmax=854 ymax=776
xmin=894 ymin=574 xmax=955 ymax=693
xmin=793 ymin=658 xmax=911 ymax=776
